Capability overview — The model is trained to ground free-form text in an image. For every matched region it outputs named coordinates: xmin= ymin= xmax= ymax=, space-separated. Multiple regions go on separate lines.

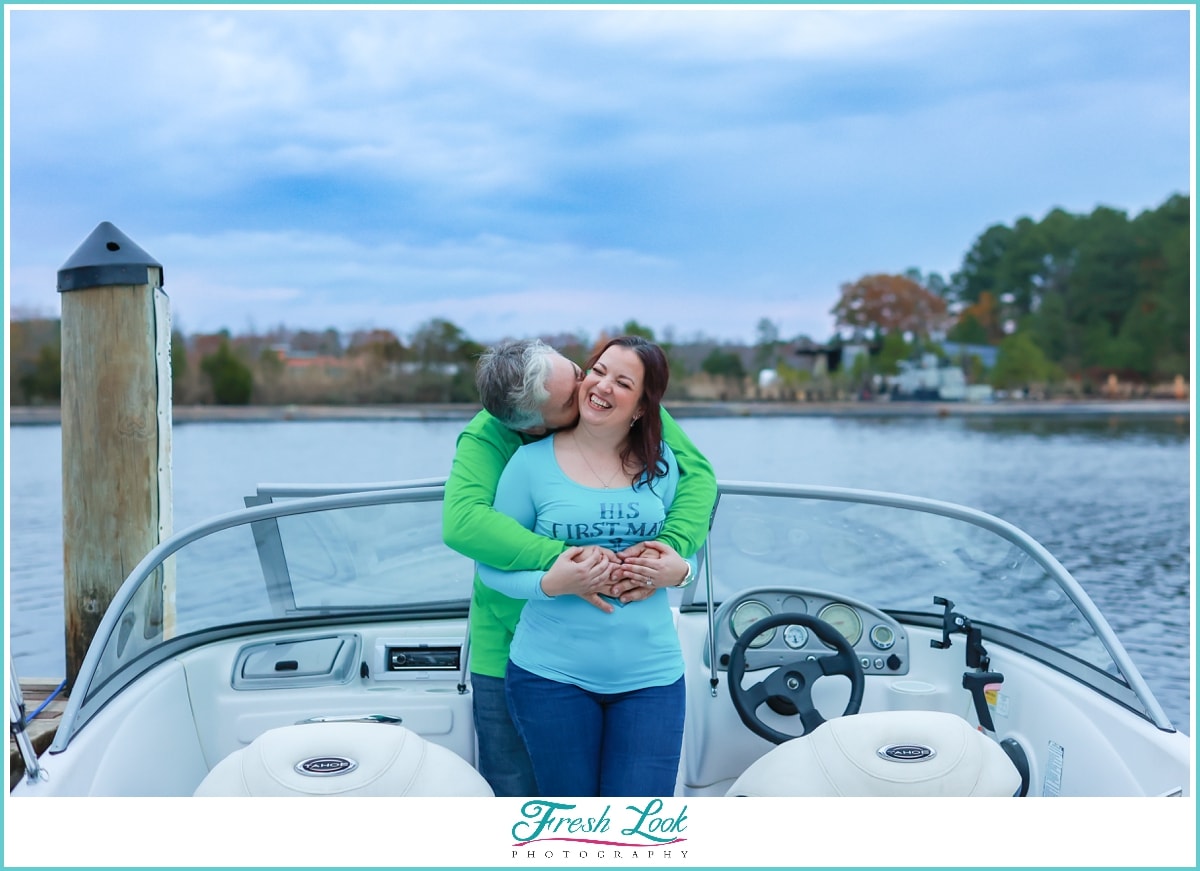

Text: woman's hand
xmin=540 ymin=545 xmax=623 ymax=612
xmin=609 ymin=540 xmax=691 ymax=603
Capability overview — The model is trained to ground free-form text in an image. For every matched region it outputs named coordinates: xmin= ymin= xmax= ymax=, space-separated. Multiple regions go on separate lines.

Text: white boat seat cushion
xmin=194 ymin=722 xmax=494 ymax=797
xmin=727 ymin=710 xmax=1020 ymax=797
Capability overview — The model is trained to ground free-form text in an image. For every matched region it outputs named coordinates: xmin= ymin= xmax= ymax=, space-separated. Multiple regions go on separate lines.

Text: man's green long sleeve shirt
xmin=443 ymin=409 xmax=716 ymax=678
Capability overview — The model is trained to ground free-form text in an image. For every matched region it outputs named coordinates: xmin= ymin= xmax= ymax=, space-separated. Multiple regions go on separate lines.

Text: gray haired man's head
xmin=476 ymin=339 xmax=583 ymax=434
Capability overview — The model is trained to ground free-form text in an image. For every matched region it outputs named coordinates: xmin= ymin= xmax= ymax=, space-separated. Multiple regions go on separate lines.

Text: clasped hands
xmin=539 ymin=540 xmax=689 ymax=613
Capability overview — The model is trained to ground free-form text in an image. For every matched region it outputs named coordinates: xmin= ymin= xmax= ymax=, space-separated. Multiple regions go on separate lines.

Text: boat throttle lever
xmin=962 ymin=671 xmax=1004 ymax=732
xmin=931 ymin=597 xmax=1004 ymax=731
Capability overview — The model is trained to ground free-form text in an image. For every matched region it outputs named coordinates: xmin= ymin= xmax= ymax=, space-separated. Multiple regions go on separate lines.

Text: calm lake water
xmin=5 ymin=412 xmax=1193 ymax=735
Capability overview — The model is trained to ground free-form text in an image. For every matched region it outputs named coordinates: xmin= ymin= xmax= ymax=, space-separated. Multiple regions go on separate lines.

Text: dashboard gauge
xmin=783 ymin=624 xmax=809 ymax=649
xmin=730 ymin=600 xmax=775 ymax=648
xmin=817 ymin=603 xmax=863 ymax=646
xmin=781 ymin=595 xmax=808 ymax=614
xmin=870 ymin=624 xmax=896 ymax=650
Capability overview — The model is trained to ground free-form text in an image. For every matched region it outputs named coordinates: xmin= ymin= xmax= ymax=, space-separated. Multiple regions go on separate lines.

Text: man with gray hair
xmin=474 ymin=339 xmax=584 ymax=433
xmin=443 ymin=337 xmax=716 ymax=797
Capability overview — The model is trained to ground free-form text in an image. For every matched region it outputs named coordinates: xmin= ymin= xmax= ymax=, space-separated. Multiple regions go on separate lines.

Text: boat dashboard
xmin=706 ymin=587 xmax=910 ymax=677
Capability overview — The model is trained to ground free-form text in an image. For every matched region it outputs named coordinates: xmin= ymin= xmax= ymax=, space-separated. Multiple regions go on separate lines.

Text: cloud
xmin=6 ymin=6 xmax=1191 ymax=345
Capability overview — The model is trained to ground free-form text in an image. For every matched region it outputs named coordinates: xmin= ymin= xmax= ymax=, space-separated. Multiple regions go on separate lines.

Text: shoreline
xmin=8 ymin=398 xmax=1192 ymax=426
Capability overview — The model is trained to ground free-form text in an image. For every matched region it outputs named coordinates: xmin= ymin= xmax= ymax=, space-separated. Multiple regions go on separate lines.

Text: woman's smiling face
xmin=578 ymin=345 xmax=645 ymax=429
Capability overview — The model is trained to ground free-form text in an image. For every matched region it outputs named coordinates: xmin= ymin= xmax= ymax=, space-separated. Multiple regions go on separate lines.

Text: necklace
xmin=571 ymin=433 xmax=624 ymax=488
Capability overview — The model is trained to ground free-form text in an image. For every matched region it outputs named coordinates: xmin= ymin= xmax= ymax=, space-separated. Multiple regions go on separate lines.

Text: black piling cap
xmin=57 ymin=221 xmax=164 ymax=292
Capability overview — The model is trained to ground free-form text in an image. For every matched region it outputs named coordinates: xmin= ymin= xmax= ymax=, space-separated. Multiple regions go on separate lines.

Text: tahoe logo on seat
xmin=876 ymin=743 xmax=937 ymax=762
xmin=295 ymin=755 xmax=359 ymax=776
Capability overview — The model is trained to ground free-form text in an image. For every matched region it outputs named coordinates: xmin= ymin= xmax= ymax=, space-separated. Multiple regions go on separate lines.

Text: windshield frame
xmin=51 ymin=485 xmax=459 ymax=752
xmin=51 ymin=478 xmax=1176 ymax=752
xmin=681 ymin=481 xmax=1174 ymax=730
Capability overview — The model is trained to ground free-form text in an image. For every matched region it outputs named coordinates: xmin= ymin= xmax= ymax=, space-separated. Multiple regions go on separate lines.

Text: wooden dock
xmin=9 ymin=678 xmax=67 ymax=789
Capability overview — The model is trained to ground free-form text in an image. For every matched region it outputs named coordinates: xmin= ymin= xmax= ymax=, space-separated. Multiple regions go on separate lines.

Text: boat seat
xmin=726 ymin=710 xmax=1021 ymax=797
xmin=193 ymin=721 xmax=494 ymax=797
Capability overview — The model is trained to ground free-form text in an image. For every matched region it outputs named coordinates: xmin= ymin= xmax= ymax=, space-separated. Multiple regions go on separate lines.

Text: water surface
xmin=6 ymin=413 xmax=1191 ymax=734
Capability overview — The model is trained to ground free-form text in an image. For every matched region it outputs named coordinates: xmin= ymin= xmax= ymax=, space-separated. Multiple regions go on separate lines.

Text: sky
xmin=4 ymin=4 xmax=1193 ymax=347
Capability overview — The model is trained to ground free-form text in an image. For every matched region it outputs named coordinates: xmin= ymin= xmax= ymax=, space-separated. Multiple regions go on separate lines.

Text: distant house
xmin=789 ymin=338 xmax=859 ymax=376
xmin=789 ymin=338 xmax=997 ymax=378
xmin=941 ymin=342 xmax=999 ymax=370
xmin=284 ymin=352 xmax=359 ymax=379
xmin=888 ymin=352 xmax=994 ymax=402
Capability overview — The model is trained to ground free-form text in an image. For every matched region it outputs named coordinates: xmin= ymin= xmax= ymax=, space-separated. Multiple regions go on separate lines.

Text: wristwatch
xmin=676 ymin=561 xmax=695 ymax=588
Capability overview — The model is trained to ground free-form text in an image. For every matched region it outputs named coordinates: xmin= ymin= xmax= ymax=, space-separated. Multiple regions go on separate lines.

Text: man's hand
xmin=540 ymin=545 xmax=622 ymax=612
xmin=608 ymin=540 xmax=690 ymax=604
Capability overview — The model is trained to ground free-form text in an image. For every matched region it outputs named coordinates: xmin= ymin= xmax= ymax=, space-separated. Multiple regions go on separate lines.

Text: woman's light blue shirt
xmin=477 ymin=435 xmax=690 ymax=693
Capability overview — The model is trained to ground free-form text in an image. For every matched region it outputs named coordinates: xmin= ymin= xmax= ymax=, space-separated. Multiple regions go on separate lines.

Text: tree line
xmin=9 ymin=192 xmax=1189 ymax=405
xmin=830 ymin=193 xmax=1189 ymax=391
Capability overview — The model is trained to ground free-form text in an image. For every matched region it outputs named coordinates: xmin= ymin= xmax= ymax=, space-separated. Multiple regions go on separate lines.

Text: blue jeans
xmin=506 ymin=662 xmax=686 ymax=797
xmin=472 ymin=671 xmax=538 ymax=797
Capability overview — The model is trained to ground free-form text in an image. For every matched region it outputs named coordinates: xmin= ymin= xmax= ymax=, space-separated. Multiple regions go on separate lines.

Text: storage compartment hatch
xmin=232 ymin=634 xmax=360 ymax=689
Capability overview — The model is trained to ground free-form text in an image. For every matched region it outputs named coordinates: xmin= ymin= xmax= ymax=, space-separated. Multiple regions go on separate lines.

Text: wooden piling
xmin=58 ymin=222 xmax=173 ymax=690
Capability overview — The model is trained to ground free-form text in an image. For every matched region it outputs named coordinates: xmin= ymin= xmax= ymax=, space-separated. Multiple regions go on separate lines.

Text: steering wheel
xmin=728 ymin=612 xmax=865 ymax=744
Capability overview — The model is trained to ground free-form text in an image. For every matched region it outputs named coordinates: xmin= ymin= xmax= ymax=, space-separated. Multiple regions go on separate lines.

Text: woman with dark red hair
xmin=478 ymin=335 xmax=700 ymax=797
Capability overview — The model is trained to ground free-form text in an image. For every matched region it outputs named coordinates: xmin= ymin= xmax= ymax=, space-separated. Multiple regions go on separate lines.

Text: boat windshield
xmin=58 ymin=480 xmax=1166 ymax=749
xmin=64 ymin=486 xmax=473 ymax=741
xmin=683 ymin=484 xmax=1155 ymax=718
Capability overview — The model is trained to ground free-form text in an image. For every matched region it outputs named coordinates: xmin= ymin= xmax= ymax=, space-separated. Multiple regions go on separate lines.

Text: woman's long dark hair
xmin=584 ymin=335 xmax=670 ymax=488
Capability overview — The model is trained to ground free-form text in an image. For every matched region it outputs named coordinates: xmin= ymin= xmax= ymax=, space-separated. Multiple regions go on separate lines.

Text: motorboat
xmin=7 ymin=478 xmax=1193 ymax=862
